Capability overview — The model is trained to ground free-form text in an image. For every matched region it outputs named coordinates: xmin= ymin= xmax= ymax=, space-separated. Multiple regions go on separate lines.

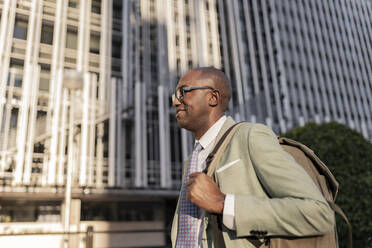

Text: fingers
xmin=189 ymin=172 xmax=202 ymax=179
xmin=187 ymin=172 xmax=202 ymax=186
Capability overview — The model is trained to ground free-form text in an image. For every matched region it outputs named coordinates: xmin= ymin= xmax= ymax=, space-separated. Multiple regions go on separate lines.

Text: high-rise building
xmin=218 ymin=0 xmax=372 ymax=137
xmin=0 ymin=0 xmax=371 ymax=247
xmin=0 ymin=0 xmax=221 ymax=246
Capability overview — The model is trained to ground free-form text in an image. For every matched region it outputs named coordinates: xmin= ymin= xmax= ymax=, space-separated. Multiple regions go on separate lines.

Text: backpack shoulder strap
xmin=203 ymin=122 xmax=245 ymax=177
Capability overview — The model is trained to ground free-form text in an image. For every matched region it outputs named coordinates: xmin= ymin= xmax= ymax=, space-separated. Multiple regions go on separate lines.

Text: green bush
xmin=282 ymin=121 xmax=372 ymax=248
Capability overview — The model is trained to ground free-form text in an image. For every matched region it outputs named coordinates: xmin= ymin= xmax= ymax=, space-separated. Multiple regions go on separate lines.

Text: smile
xmin=176 ymin=109 xmax=186 ymax=118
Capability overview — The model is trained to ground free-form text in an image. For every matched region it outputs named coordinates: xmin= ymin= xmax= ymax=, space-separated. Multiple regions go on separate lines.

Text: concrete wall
xmin=0 ymin=221 xmax=166 ymax=248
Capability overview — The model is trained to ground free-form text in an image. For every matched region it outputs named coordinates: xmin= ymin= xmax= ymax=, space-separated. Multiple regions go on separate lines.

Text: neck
xmin=193 ymin=113 xmax=224 ymax=139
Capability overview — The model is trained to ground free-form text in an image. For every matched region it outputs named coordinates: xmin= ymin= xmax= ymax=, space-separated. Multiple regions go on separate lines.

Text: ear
xmin=208 ymin=90 xmax=219 ymax=107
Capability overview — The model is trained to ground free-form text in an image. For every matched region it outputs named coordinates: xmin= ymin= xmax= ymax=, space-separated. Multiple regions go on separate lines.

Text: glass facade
xmin=0 ymin=0 xmax=371 ymax=202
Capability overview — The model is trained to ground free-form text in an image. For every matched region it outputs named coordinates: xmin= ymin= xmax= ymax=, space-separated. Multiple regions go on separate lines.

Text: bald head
xmin=189 ymin=67 xmax=232 ymax=112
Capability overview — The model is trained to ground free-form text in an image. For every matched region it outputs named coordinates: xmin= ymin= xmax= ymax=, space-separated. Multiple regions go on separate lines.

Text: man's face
xmin=173 ymin=71 xmax=214 ymax=132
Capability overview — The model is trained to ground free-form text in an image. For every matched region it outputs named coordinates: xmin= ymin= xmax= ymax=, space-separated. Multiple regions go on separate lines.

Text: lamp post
xmin=63 ymin=70 xmax=83 ymax=248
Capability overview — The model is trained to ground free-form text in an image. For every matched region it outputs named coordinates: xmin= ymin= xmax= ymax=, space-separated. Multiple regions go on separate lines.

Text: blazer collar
xmin=212 ymin=116 xmax=236 ymax=150
xmin=182 ymin=116 xmax=235 ymax=166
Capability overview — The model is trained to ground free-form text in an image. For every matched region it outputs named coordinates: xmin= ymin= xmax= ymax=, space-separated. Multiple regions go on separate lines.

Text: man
xmin=171 ymin=67 xmax=335 ymax=248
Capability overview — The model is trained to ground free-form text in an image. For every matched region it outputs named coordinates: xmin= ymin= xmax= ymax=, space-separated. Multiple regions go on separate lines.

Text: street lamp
xmin=63 ymin=70 xmax=83 ymax=248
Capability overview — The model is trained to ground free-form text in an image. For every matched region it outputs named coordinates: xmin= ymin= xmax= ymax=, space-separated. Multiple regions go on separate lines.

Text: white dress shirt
xmin=193 ymin=115 xmax=236 ymax=246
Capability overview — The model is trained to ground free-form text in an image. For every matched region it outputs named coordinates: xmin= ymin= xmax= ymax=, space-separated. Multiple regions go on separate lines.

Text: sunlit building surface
xmin=0 ymin=0 xmax=371 ymax=247
xmin=218 ymin=0 xmax=372 ymax=137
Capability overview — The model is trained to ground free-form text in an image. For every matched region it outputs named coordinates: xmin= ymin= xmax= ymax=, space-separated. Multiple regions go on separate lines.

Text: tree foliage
xmin=282 ymin=121 xmax=372 ymax=248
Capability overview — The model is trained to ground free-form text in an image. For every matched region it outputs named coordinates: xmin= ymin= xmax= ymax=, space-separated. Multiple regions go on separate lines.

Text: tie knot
xmin=194 ymin=142 xmax=202 ymax=152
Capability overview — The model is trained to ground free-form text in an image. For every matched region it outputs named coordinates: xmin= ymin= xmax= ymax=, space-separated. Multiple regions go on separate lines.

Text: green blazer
xmin=171 ymin=117 xmax=335 ymax=248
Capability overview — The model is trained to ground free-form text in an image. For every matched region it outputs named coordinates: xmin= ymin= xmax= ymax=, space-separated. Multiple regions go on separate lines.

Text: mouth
xmin=176 ymin=109 xmax=186 ymax=118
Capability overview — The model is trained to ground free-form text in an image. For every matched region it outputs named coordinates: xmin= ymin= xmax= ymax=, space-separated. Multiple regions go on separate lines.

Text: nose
xmin=172 ymin=95 xmax=182 ymax=107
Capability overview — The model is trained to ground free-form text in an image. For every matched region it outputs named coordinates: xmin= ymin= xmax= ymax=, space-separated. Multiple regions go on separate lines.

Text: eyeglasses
xmin=172 ymin=86 xmax=215 ymax=102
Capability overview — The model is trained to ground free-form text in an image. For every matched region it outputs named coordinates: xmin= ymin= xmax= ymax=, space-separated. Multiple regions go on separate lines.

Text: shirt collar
xmin=195 ymin=115 xmax=227 ymax=149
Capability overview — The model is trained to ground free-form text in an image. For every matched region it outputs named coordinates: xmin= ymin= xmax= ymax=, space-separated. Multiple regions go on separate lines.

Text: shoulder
xmin=234 ymin=122 xmax=276 ymax=138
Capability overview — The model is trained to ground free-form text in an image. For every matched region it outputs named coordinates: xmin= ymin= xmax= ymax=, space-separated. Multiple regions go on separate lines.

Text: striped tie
xmin=176 ymin=142 xmax=203 ymax=248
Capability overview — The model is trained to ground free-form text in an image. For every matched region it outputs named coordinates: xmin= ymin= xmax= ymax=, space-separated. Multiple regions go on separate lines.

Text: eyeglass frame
xmin=172 ymin=86 xmax=216 ymax=102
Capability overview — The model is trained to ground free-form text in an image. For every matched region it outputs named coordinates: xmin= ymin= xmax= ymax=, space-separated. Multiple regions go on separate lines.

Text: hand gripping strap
xmin=202 ymin=123 xmax=243 ymax=248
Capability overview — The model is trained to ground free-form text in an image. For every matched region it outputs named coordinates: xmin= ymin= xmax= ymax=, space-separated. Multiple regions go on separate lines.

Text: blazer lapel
xmin=172 ymin=117 xmax=236 ymax=246
xmin=212 ymin=116 xmax=236 ymax=151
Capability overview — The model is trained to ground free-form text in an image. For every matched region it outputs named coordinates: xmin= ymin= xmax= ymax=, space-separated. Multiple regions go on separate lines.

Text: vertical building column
xmin=115 ymin=78 xmax=122 ymax=187
xmin=23 ymin=0 xmax=43 ymax=185
xmin=0 ymin=0 xmax=17 ymax=146
xmin=334 ymin=0 xmax=357 ymax=128
xmin=119 ymin=0 xmax=131 ymax=187
xmin=216 ymin=0 xmax=233 ymax=113
xmin=165 ymin=0 xmax=188 ymax=161
xmin=134 ymin=82 xmax=142 ymax=187
xmin=97 ymin=0 xmax=113 ymax=187
xmin=261 ymin=0 xmax=284 ymax=130
xmin=79 ymin=73 xmax=91 ymax=186
xmin=178 ymin=0 xmax=188 ymax=73
xmin=236 ymin=0 xmax=256 ymax=120
xmin=250 ymin=0 xmax=273 ymax=125
xmin=0 ymin=0 xmax=11 ymax=59
xmin=23 ymin=66 xmax=41 ymax=184
xmin=225 ymin=0 xmax=245 ymax=121
xmin=208 ymin=0 xmax=221 ymax=68
xmin=352 ymin=1 xmax=372 ymax=137
xmin=189 ymin=0 xmax=199 ymax=67
xmin=267 ymin=0 xmax=291 ymax=131
xmin=14 ymin=64 xmax=33 ymax=184
xmin=157 ymin=0 xmax=172 ymax=188
xmin=316 ymin=1 xmax=343 ymax=123
xmin=77 ymin=0 xmax=92 ymax=72
xmin=140 ymin=0 xmax=150 ymax=188
xmin=141 ymin=83 xmax=148 ymax=187
xmin=121 ymin=0 xmax=130 ymax=109
xmin=88 ymin=74 xmax=97 ymax=186
xmin=158 ymin=85 xmax=171 ymax=188
xmin=76 ymin=0 xmax=93 ymax=186
xmin=1 ymin=69 xmax=15 ymax=173
xmin=286 ymin=1 xmax=308 ymax=124
xmin=165 ymin=0 xmax=177 ymax=87
xmin=14 ymin=0 xmax=42 ymax=184
xmin=57 ymin=89 xmax=68 ymax=186
xmin=108 ymin=78 xmax=117 ymax=187
xmin=47 ymin=0 xmax=68 ymax=185
xmin=292 ymin=1 xmax=316 ymax=122
xmin=195 ymin=0 xmax=209 ymax=66
xmin=341 ymin=0 xmax=366 ymax=133
xmin=133 ymin=0 xmax=143 ymax=187
xmin=300 ymin=0 xmax=325 ymax=124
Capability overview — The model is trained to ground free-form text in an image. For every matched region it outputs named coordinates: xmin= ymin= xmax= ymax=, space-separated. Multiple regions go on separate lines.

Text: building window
xmin=39 ymin=64 xmax=51 ymax=91
xmin=40 ymin=22 xmax=54 ymax=45
xmin=113 ymin=1 xmax=122 ymax=20
xmin=66 ymin=27 xmax=78 ymax=49
xmin=81 ymin=201 xmax=162 ymax=221
xmin=91 ymin=0 xmax=101 ymax=14
xmin=187 ymin=37 xmax=191 ymax=49
xmin=13 ymin=14 xmax=28 ymax=40
xmin=90 ymin=33 xmax=100 ymax=54
xmin=68 ymin=0 xmax=79 ymax=8
xmin=0 ymin=201 xmax=61 ymax=223
xmin=9 ymin=59 xmax=24 ymax=87
xmin=112 ymin=40 xmax=122 ymax=59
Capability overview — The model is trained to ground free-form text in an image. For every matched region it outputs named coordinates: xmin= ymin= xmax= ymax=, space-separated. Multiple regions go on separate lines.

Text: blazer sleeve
xmin=234 ymin=124 xmax=335 ymax=237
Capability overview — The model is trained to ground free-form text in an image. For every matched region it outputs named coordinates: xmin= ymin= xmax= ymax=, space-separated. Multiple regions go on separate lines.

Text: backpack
xmin=204 ymin=122 xmax=352 ymax=248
